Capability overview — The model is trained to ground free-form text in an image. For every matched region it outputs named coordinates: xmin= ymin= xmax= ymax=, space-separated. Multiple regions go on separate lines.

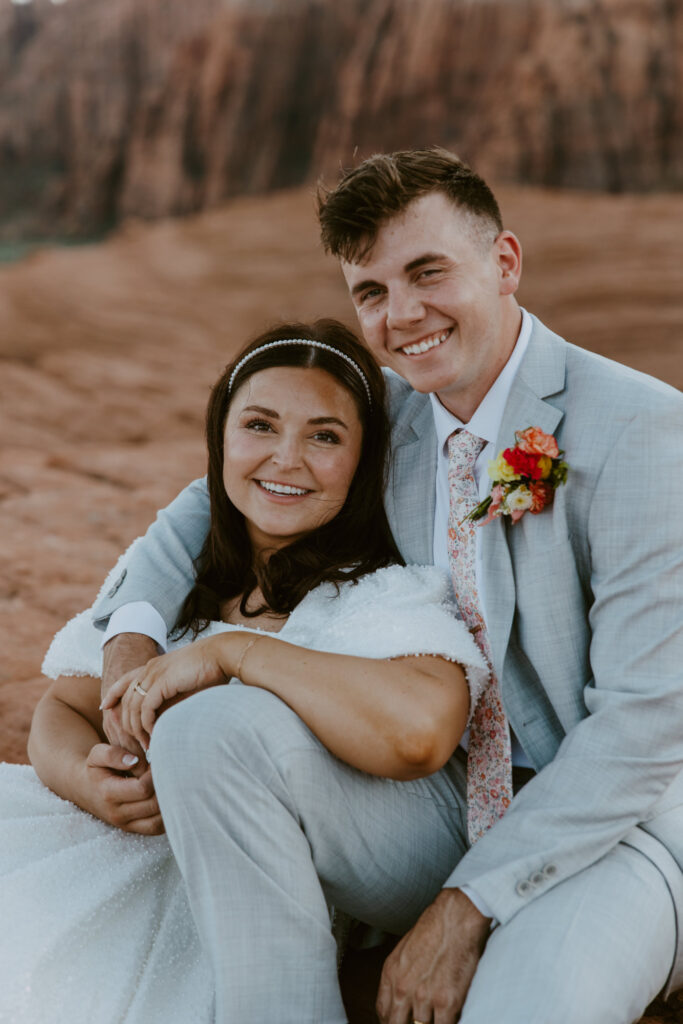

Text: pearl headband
xmin=227 ymin=338 xmax=372 ymax=407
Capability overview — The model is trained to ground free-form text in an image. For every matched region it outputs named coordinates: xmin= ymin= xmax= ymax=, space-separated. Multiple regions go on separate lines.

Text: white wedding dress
xmin=0 ymin=563 xmax=487 ymax=1024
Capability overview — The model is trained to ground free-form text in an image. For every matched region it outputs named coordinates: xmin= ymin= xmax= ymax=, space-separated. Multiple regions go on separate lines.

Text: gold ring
xmin=133 ymin=682 xmax=148 ymax=697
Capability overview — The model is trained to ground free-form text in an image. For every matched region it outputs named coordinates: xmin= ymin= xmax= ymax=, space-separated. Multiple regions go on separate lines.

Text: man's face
xmin=341 ymin=192 xmax=522 ymax=421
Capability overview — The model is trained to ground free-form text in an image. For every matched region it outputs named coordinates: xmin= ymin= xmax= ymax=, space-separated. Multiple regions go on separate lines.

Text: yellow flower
xmin=537 ymin=455 xmax=552 ymax=479
xmin=488 ymin=453 xmax=520 ymax=482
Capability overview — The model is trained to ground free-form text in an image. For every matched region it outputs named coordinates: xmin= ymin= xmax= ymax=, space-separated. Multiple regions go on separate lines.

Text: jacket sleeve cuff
xmin=456 ymin=885 xmax=497 ymax=925
xmin=100 ymin=602 xmax=168 ymax=653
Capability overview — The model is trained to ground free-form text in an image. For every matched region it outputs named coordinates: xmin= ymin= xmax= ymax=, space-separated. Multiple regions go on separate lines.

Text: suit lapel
xmin=482 ymin=319 xmax=567 ymax=676
xmin=386 ymin=396 xmax=436 ymax=565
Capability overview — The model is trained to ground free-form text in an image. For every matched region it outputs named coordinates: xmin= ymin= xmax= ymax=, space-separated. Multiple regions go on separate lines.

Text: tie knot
xmin=448 ymin=430 xmax=485 ymax=471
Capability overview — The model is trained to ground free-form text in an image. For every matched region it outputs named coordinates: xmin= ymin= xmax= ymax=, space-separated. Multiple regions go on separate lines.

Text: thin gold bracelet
xmin=235 ymin=637 xmax=259 ymax=681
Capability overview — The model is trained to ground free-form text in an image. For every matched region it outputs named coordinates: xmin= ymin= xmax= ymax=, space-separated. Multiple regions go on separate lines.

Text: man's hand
xmin=79 ymin=743 xmax=164 ymax=834
xmin=101 ymin=632 xmax=159 ymax=768
xmin=376 ymin=888 xmax=491 ymax=1024
xmin=101 ymin=634 xmax=230 ymax=752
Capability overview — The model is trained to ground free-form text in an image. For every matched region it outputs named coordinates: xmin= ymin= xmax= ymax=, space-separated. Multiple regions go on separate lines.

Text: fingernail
xmin=122 ymin=754 xmax=139 ymax=767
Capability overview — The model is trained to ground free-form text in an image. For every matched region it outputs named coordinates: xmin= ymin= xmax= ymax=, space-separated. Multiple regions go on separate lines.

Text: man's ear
xmin=495 ymin=231 xmax=522 ymax=296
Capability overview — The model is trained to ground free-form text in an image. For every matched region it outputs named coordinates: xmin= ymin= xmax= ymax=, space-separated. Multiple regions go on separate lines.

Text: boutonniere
xmin=468 ymin=426 xmax=568 ymax=526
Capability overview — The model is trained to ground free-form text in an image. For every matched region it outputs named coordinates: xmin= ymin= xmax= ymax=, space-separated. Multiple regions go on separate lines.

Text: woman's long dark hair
xmin=175 ymin=319 xmax=403 ymax=636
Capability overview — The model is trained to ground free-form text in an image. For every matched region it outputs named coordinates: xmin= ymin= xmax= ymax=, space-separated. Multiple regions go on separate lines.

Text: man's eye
xmin=360 ymin=287 xmax=382 ymax=304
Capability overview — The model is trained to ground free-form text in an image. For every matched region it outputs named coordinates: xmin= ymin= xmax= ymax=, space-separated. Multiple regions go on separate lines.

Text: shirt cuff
xmin=100 ymin=602 xmax=168 ymax=653
xmin=458 ymin=885 xmax=497 ymax=925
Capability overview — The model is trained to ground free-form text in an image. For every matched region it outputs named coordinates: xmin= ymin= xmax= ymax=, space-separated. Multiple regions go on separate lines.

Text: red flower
xmin=502 ymin=446 xmax=544 ymax=480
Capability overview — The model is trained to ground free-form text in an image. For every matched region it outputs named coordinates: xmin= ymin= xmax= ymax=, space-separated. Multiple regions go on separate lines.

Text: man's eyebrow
xmin=404 ymin=252 xmax=450 ymax=273
xmin=350 ymin=278 xmax=380 ymax=298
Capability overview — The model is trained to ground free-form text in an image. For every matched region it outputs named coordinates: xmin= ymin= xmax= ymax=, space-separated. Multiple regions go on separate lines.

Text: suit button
xmin=543 ymin=864 xmax=558 ymax=879
xmin=516 ymin=880 xmax=533 ymax=897
xmin=530 ymin=871 xmax=545 ymax=887
xmin=107 ymin=568 xmax=127 ymax=598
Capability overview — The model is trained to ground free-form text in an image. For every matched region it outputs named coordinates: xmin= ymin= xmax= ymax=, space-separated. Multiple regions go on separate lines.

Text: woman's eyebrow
xmin=241 ymin=407 xmax=348 ymax=430
xmin=308 ymin=416 xmax=348 ymax=429
xmin=242 ymin=404 xmax=279 ymax=417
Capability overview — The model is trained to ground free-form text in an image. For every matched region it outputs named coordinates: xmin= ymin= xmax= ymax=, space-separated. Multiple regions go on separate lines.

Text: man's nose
xmin=386 ymin=286 xmax=425 ymax=330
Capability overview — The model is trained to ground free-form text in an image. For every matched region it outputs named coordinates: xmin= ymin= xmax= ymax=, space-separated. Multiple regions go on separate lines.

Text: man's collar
xmin=430 ymin=308 xmax=533 ymax=450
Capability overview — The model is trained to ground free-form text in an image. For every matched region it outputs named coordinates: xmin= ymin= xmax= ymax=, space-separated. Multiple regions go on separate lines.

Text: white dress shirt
xmin=102 ymin=602 xmax=168 ymax=652
xmin=430 ymin=307 xmax=532 ymax=597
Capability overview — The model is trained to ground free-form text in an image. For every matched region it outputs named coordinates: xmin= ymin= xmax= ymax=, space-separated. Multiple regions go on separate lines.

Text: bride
xmin=0 ymin=319 xmax=487 ymax=1023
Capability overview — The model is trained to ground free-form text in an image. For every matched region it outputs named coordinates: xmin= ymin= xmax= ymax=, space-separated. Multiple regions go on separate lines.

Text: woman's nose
xmin=271 ymin=435 xmax=304 ymax=468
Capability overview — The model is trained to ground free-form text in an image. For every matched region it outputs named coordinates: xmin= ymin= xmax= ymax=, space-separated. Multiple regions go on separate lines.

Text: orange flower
xmin=529 ymin=480 xmax=554 ymax=514
xmin=516 ymin=426 xmax=559 ymax=459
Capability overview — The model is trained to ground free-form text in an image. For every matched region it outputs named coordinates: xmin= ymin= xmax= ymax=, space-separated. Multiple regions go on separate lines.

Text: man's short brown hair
xmin=317 ymin=147 xmax=503 ymax=263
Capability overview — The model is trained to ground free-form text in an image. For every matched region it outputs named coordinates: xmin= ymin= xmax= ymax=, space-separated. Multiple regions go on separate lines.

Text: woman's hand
xmin=80 ymin=743 xmax=164 ymax=835
xmin=101 ymin=635 xmax=240 ymax=751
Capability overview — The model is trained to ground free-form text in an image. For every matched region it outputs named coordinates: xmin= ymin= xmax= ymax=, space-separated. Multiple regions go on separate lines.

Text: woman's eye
xmin=245 ymin=419 xmax=273 ymax=432
xmin=312 ymin=431 xmax=340 ymax=444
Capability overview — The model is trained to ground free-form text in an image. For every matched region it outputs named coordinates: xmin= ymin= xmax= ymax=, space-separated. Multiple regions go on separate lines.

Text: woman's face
xmin=223 ymin=365 xmax=364 ymax=559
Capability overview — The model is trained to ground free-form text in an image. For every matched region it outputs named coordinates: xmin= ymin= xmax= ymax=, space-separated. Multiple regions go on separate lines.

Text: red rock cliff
xmin=0 ymin=0 xmax=681 ymax=237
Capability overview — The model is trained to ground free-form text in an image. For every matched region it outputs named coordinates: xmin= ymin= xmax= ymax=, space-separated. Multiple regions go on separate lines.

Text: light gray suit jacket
xmin=93 ymin=315 xmax=683 ymax=989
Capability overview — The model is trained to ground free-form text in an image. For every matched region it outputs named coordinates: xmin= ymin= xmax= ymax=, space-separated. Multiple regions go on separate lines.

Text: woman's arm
xmin=236 ymin=638 xmax=469 ymax=779
xmin=28 ymin=676 xmax=163 ymax=834
xmin=106 ymin=633 xmax=470 ymax=780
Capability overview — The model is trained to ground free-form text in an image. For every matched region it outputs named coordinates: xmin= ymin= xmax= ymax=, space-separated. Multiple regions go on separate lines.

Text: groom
xmin=95 ymin=148 xmax=683 ymax=1022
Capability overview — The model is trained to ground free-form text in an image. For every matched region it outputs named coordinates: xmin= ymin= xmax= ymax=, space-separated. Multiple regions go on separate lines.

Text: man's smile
xmin=397 ymin=327 xmax=452 ymax=357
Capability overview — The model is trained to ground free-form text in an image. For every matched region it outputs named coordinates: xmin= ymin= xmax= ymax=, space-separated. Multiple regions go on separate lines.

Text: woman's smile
xmin=255 ymin=479 xmax=313 ymax=498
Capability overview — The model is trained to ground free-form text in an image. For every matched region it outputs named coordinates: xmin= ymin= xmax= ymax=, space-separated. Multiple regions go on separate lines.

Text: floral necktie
xmin=447 ymin=429 xmax=513 ymax=844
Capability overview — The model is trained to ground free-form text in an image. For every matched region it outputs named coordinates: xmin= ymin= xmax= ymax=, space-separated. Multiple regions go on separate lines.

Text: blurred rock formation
xmin=0 ymin=0 xmax=681 ymax=239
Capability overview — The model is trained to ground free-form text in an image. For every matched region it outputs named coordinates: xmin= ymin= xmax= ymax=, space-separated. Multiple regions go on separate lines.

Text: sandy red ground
xmin=1 ymin=185 xmax=682 ymax=1021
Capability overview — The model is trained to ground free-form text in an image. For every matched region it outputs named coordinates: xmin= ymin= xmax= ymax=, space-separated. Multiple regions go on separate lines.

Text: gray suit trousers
xmin=150 ymin=685 xmax=676 ymax=1024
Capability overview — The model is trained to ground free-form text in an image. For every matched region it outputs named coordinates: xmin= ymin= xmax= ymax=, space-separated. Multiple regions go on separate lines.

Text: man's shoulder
xmin=383 ymin=367 xmax=416 ymax=401
xmin=527 ymin=315 xmax=682 ymax=415
xmin=383 ymin=368 xmax=430 ymax=425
